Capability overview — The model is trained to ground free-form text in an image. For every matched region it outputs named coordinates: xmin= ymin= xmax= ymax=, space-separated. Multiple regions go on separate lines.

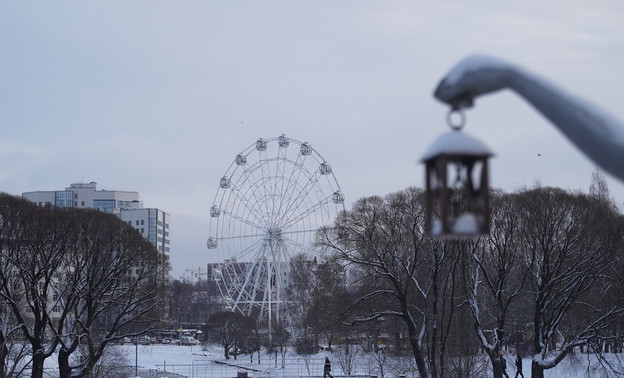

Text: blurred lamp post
xmin=422 ymin=110 xmax=493 ymax=237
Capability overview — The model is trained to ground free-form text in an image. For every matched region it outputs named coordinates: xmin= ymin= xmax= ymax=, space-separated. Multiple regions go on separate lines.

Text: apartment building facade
xmin=22 ymin=181 xmax=171 ymax=278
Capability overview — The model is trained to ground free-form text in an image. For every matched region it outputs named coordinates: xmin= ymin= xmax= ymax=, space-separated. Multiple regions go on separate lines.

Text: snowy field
xmin=40 ymin=343 xmax=623 ymax=377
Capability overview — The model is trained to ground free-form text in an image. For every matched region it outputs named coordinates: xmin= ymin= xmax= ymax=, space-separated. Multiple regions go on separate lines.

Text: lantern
xmin=421 ymin=110 xmax=493 ymax=237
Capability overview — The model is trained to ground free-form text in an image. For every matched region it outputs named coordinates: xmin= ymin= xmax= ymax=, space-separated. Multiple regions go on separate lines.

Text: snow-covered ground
xmin=40 ymin=343 xmax=622 ymax=377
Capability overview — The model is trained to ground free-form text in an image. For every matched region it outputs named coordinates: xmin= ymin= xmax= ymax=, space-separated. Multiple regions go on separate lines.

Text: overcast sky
xmin=2 ymin=1 xmax=624 ymax=280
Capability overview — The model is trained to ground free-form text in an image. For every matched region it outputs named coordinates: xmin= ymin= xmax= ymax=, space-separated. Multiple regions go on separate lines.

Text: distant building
xmin=22 ymin=181 xmax=171 ymax=278
xmin=23 ymin=181 xmax=140 ymax=213
xmin=119 ymin=207 xmax=171 ymax=271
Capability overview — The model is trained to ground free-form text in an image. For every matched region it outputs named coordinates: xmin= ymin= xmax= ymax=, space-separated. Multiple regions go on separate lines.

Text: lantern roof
xmin=421 ymin=130 xmax=494 ymax=162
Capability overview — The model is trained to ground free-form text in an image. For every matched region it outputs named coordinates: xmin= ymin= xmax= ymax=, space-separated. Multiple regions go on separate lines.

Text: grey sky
xmin=2 ymin=1 xmax=624 ymax=279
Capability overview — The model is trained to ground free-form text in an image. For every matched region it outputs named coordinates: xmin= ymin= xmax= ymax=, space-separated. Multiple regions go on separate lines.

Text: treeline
xmin=304 ymin=181 xmax=624 ymax=378
xmin=0 ymin=193 xmax=165 ymax=378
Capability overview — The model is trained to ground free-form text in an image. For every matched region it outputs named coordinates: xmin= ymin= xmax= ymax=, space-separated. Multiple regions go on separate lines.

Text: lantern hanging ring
xmin=446 ymin=108 xmax=466 ymax=131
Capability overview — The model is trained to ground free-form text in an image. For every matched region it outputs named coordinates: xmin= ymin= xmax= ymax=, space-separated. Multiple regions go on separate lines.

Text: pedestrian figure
xmin=501 ymin=355 xmax=510 ymax=378
xmin=324 ymin=357 xmax=333 ymax=378
xmin=514 ymin=355 xmax=524 ymax=378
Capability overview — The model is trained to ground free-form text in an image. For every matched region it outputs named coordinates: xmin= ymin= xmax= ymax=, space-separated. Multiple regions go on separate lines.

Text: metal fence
xmin=153 ymin=356 xmax=416 ymax=378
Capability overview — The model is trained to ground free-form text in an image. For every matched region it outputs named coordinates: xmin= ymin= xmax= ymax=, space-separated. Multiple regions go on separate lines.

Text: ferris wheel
xmin=207 ymin=134 xmax=345 ymax=331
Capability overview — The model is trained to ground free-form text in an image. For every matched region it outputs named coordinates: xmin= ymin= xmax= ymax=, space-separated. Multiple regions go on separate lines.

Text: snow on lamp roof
xmin=421 ymin=130 xmax=494 ymax=162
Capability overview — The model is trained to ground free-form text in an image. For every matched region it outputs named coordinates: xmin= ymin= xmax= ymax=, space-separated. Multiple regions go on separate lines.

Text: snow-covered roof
xmin=421 ymin=130 xmax=494 ymax=162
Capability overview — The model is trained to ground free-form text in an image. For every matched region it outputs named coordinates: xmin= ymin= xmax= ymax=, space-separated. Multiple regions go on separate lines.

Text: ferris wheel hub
xmin=265 ymin=227 xmax=283 ymax=242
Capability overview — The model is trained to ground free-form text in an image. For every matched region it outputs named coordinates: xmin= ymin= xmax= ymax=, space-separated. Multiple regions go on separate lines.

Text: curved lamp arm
xmin=434 ymin=55 xmax=624 ymax=182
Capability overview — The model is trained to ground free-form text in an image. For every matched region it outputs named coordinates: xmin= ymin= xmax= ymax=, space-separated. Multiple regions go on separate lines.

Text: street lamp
xmin=422 ymin=110 xmax=493 ymax=237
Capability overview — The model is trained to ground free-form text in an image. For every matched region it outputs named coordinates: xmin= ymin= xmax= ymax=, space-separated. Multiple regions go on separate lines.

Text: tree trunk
xmin=430 ymin=264 xmax=439 ymax=378
xmin=31 ymin=352 xmax=46 ymax=378
xmin=0 ymin=342 xmax=7 ymax=378
xmin=531 ymin=360 xmax=545 ymax=378
xmin=408 ymin=335 xmax=429 ymax=378
xmin=487 ymin=352 xmax=503 ymax=378
xmin=58 ymin=348 xmax=72 ymax=378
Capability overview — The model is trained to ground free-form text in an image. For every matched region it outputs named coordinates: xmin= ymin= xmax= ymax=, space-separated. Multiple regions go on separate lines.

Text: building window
xmin=55 ymin=191 xmax=74 ymax=208
xmin=93 ymin=199 xmax=116 ymax=213
xmin=140 ymin=228 xmax=144 ymax=233
xmin=136 ymin=220 xmax=140 ymax=225
xmin=81 ymin=201 xmax=85 ymax=206
xmin=141 ymin=220 xmax=144 ymax=225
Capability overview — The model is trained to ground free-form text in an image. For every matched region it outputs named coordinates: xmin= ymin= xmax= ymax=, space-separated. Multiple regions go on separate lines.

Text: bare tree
xmin=461 ymin=190 xmax=532 ymax=378
xmin=286 ymin=253 xmax=315 ymax=335
xmin=0 ymin=197 xmax=76 ymax=378
xmin=269 ymin=322 xmax=290 ymax=368
xmin=54 ymin=209 xmax=165 ymax=377
xmin=305 ymin=259 xmax=348 ymax=353
xmin=206 ymin=311 xmax=255 ymax=360
xmin=0 ymin=194 xmax=35 ymax=377
xmin=335 ymin=343 xmax=360 ymax=376
xmin=515 ymin=187 xmax=624 ymax=378
xmin=294 ymin=336 xmax=317 ymax=375
xmin=0 ymin=194 xmax=165 ymax=377
xmin=316 ymin=187 xmax=458 ymax=378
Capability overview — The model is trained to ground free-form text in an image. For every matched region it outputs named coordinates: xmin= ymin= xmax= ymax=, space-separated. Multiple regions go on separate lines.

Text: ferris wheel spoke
xmin=228 ymin=179 xmax=270 ymax=229
xmin=279 ymin=155 xmax=331 ymax=227
xmin=272 ymin=148 xmax=289 ymax=227
xmin=216 ymin=233 xmax=265 ymax=242
xmin=281 ymin=236 xmax=316 ymax=258
xmin=278 ymin=155 xmax=309 ymax=220
xmin=229 ymin=238 xmax=264 ymax=261
xmin=230 ymin=155 xmax=279 ymax=228
xmin=281 ymin=193 xmax=333 ymax=231
xmin=220 ymin=208 xmax=266 ymax=235
xmin=278 ymin=172 xmax=322 ymax=226
xmin=280 ymin=228 xmax=324 ymax=237
xmin=256 ymin=150 xmax=274 ymax=226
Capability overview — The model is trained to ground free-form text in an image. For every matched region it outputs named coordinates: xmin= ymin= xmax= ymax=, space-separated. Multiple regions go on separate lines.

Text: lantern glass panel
xmin=426 ymin=155 xmax=489 ymax=237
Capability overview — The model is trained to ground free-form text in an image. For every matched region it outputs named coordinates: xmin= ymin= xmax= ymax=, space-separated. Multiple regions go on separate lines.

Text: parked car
xmin=178 ymin=336 xmax=199 ymax=346
xmin=139 ymin=336 xmax=151 ymax=345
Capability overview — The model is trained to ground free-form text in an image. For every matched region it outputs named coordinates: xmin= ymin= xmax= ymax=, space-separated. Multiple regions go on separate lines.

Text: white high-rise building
xmin=22 ymin=182 xmax=171 ymax=278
